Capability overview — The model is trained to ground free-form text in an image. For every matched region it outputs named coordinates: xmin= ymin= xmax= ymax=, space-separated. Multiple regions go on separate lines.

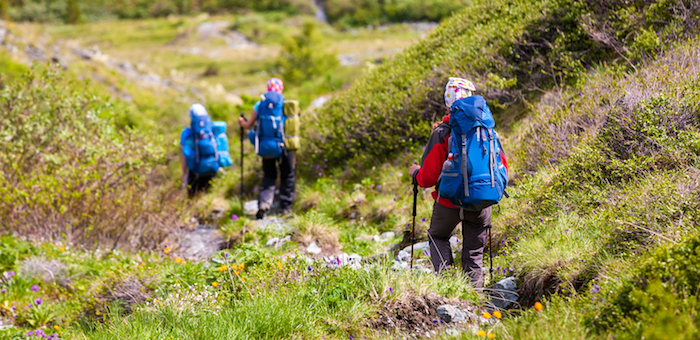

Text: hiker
xmin=409 ymin=78 xmax=509 ymax=288
xmin=238 ymin=78 xmax=297 ymax=219
xmin=181 ymin=104 xmax=233 ymax=198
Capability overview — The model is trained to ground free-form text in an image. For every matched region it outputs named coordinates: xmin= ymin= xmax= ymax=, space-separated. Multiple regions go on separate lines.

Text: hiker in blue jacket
xmin=238 ymin=78 xmax=296 ymax=219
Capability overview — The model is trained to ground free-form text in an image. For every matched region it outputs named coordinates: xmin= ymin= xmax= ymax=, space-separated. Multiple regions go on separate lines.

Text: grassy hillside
xmin=307 ymin=0 xmax=700 ymax=171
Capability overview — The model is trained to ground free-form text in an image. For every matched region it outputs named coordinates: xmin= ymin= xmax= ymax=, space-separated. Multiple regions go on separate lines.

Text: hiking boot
xmin=256 ymin=208 xmax=268 ymax=220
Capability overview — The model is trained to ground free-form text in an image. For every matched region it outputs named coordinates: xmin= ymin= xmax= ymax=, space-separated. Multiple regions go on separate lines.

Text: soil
xmin=371 ymin=293 xmax=478 ymax=337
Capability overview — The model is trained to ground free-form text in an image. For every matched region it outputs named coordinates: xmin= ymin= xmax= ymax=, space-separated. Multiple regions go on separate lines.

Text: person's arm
xmin=238 ymin=110 xmax=257 ymax=129
xmin=409 ymin=125 xmax=450 ymax=188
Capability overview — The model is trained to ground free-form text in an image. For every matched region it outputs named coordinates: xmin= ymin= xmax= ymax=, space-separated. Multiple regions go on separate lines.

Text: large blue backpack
xmin=184 ymin=104 xmax=220 ymax=175
xmin=249 ymin=91 xmax=286 ymax=158
xmin=438 ymin=96 xmax=508 ymax=211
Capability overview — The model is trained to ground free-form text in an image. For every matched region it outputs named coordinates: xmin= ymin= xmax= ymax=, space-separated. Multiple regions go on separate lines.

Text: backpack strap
xmin=489 ymin=129 xmax=496 ymax=188
xmin=461 ymin=134 xmax=469 ymax=198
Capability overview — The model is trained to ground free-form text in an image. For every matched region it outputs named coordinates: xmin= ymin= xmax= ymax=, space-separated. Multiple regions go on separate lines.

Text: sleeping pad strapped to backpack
xmin=437 ymin=95 xmax=508 ymax=211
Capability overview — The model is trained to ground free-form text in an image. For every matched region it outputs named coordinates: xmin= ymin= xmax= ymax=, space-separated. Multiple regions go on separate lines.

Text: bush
xmin=276 ymin=21 xmax=338 ymax=85
xmin=0 ymin=65 xmax=185 ymax=250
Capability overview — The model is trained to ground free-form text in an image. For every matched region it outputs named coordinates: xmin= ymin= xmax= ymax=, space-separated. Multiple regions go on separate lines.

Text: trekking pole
xmin=489 ymin=224 xmax=493 ymax=285
xmin=240 ymin=112 xmax=246 ymax=196
xmin=410 ymin=182 xmax=418 ymax=270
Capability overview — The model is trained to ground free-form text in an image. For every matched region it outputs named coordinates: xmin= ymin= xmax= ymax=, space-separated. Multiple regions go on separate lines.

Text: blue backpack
xmin=438 ymin=96 xmax=508 ymax=211
xmin=249 ymin=91 xmax=286 ymax=158
xmin=183 ymin=104 xmax=220 ymax=175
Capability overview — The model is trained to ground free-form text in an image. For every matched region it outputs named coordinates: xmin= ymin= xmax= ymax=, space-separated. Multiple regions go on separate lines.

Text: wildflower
xmin=31 ymin=285 xmax=40 ymax=292
xmin=390 ymin=173 xmax=394 ymax=177
xmin=239 ymin=264 xmax=244 ymax=269
xmin=421 ymin=218 xmax=426 ymax=222
xmin=233 ymin=270 xmax=239 ymax=275
xmin=277 ymin=261 xmax=282 ymax=269
xmin=164 ymin=246 xmax=171 ymax=254
xmin=218 ymin=265 xmax=226 ymax=272
xmin=307 ymin=266 xmax=312 ymax=272
xmin=1 ymin=289 xmax=5 ymax=294
xmin=27 ymin=331 xmax=34 ymax=336
xmin=140 ymin=262 xmax=145 ymax=266
xmin=393 ymin=198 xmax=396 ymax=202
xmin=389 ymin=287 xmax=393 ymax=293
xmin=482 ymin=312 xmax=491 ymax=319
xmin=35 ymin=298 xmax=43 ymax=306
xmin=231 ymin=214 xmax=239 ymax=221
xmin=212 ymin=282 xmax=218 ymax=287
xmin=27 ymin=303 xmax=32 ymax=308
xmin=324 ymin=158 xmax=328 ymax=162
xmin=241 ymin=277 xmax=246 ymax=282
xmin=175 ymin=258 xmax=183 ymax=263
xmin=318 ymin=172 xmax=323 ymax=177
xmin=477 ymin=330 xmax=486 ymax=337
xmin=182 ymin=261 xmax=187 ymax=265
xmin=60 ymin=247 xmax=65 ymax=252
xmin=488 ymin=332 xmax=495 ymax=338
xmin=53 ymin=325 xmax=60 ymax=331
xmin=534 ymin=302 xmax=543 ymax=311
xmin=493 ymin=311 xmax=502 ymax=319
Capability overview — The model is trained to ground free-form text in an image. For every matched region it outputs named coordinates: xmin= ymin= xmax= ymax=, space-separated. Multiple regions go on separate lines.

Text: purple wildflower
xmin=315 ymin=165 xmax=320 ymax=170
xmin=318 ymin=172 xmax=322 ymax=177
xmin=1 ymin=288 xmax=6 ymax=294
xmin=389 ymin=287 xmax=393 ymax=293
xmin=324 ymin=158 xmax=328 ymax=162
xmin=27 ymin=303 xmax=32 ymax=308
xmin=35 ymin=298 xmax=43 ymax=306
xmin=390 ymin=172 xmax=394 ymax=177
xmin=376 ymin=185 xmax=381 ymax=190
xmin=407 ymin=223 xmax=411 ymax=227
xmin=344 ymin=170 xmax=349 ymax=175
xmin=31 ymin=284 xmax=40 ymax=292
xmin=231 ymin=214 xmax=239 ymax=221
xmin=565 ymin=229 xmax=570 ymax=233
xmin=424 ymin=250 xmax=429 ymax=257
xmin=421 ymin=218 xmax=426 ymax=222
xmin=308 ymin=266 xmax=312 ymax=272
xmin=27 ymin=331 xmax=34 ymax=336
xmin=357 ymin=198 xmax=362 ymax=204
xmin=540 ymin=218 xmax=544 ymax=223
xmin=393 ymin=198 xmax=397 ymax=202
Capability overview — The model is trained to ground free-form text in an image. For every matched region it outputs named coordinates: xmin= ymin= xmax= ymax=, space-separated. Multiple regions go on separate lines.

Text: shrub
xmin=276 ymin=20 xmax=338 ymax=85
xmin=0 ymin=65 xmax=185 ymax=250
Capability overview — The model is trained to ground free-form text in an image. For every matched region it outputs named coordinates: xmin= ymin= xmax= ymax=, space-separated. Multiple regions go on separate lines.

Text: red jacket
xmin=413 ymin=115 xmax=509 ymax=209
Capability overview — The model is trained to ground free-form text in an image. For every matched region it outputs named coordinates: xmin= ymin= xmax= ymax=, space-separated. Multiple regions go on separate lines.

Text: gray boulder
xmin=490 ymin=276 xmax=519 ymax=310
xmin=437 ymin=304 xmax=457 ymax=323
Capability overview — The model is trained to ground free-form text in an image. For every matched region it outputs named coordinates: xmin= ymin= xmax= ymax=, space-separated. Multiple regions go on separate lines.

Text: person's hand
xmin=238 ymin=117 xmax=246 ymax=127
xmin=409 ymin=164 xmax=421 ymax=177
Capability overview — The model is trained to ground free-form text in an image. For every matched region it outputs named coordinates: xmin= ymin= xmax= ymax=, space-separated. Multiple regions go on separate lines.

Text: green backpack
xmin=283 ymin=100 xmax=301 ymax=151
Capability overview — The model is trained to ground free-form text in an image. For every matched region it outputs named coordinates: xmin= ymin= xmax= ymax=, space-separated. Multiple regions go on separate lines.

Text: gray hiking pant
xmin=428 ymin=202 xmax=491 ymax=288
xmin=258 ymin=151 xmax=295 ymax=211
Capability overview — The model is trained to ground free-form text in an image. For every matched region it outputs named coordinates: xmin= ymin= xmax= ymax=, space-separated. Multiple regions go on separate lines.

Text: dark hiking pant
xmin=187 ymin=170 xmax=215 ymax=199
xmin=259 ymin=151 xmax=296 ymax=211
xmin=428 ymin=202 xmax=491 ymax=288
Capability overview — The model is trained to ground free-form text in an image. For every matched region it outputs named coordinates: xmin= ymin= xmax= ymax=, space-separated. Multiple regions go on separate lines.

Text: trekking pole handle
xmin=240 ymin=112 xmax=247 ymax=122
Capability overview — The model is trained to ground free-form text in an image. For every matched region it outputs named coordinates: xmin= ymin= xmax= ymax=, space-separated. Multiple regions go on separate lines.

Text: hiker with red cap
xmin=409 ymin=77 xmax=509 ymax=288
xmin=239 ymin=78 xmax=300 ymax=219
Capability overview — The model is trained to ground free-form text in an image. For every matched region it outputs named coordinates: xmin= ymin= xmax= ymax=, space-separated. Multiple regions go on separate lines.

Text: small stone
xmin=490 ymin=276 xmax=518 ymax=310
xmin=348 ymin=253 xmax=362 ymax=262
xmin=401 ymin=241 xmax=429 ymax=254
xmin=437 ymin=305 xmax=457 ymax=323
xmin=265 ymin=237 xmax=279 ymax=247
xmin=243 ymin=200 xmax=258 ymax=216
xmin=355 ymin=234 xmax=374 ymax=242
xmin=306 ymin=242 xmax=322 ymax=255
xmin=397 ymin=250 xmax=410 ymax=262
xmin=379 ymin=231 xmax=396 ymax=241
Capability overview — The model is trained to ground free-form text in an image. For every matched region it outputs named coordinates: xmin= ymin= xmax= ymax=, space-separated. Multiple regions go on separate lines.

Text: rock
xmin=490 ymin=276 xmax=519 ymax=310
xmin=243 ymin=200 xmax=258 ymax=216
xmin=397 ymin=250 xmax=410 ymax=262
xmin=277 ymin=235 xmax=291 ymax=248
xmin=391 ymin=260 xmax=409 ymax=270
xmin=437 ymin=304 xmax=457 ymax=323
xmin=25 ymin=45 xmax=45 ymax=62
xmin=264 ymin=237 xmax=279 ymax=247
xmin=349 ymin=253 xmax=362 ymax=262
xmin=348 ymin=212 xmax=357 ymax=220
xmin=309 ymin=96 xmax=328 ymax=110
xmin=453 ymin=308 xmax=466 ymax=323
xmin=178 ymin=227 xmax=225 ymax=261
xmin=378 ymin=231 xmax=396 ymax=242
xmin=401 ymin=241 xmax=429 ymax=254
xmin=306 ymin=242 xmax=322 ymax=255
xmin=449 ymin=236 xmax=460 ymax=248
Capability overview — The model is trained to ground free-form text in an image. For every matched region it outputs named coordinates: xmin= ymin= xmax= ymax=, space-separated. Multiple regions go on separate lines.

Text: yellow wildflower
xmin=482 ymin=312 xmax=491 ymax=319
xmin=59 ymin=247 xmax=65 ymax=252
xmin=164 ymin=246 xmax=171 ymax=254
xmin=140 ymin=262 xmax=145 ymax=266
xmin=218 ymin=265 xmax=226 ymax=272
xmin=175 ymin=258 xmax=182 ymax=263
xmin=233 ymin=270 xmax=239 ymax=275
xmin=212 ymin=282 xmax=218 ymax=287
xmin=53 ymin=325 xmax=60 ymax=331
xmin=488 ymin=332 xmax=495 ymax=338
xmin=493 ymin=311 xmax=502 ymax=319
xmin=277 ymin=261 xmax=282 ymax=269
xmin=182 ymin=261 xmax=187 ymax=265
xmin=477 ymin=330 xmax=486 ymax=337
